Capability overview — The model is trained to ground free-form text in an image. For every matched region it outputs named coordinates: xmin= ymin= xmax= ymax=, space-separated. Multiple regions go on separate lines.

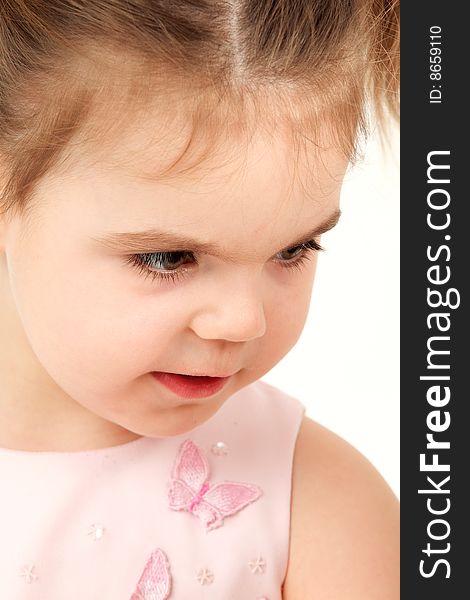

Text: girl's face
xmin=0 ymin=114 xmax=347 ymax=448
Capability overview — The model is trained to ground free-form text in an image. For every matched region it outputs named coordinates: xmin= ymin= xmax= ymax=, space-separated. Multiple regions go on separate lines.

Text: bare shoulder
xmin=282 ymin=415 xmax=399 ymax=599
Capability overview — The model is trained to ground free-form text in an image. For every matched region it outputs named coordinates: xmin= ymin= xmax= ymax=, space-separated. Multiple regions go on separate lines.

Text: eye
xmin=274 ymin=239 xmax=324 ymax=272
xmin=140 ymin=251 xmax=193 ymax=271
xmin=278 ymin=248 xmax=300 ymax=260
xmin=124 ymin=239 xmax=324 ymax=285
xmin=124 ymin=250 xmax=196 ymax=284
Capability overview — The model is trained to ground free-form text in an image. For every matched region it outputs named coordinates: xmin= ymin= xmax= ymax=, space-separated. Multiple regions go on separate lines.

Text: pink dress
xmin=0 ymin=380 xmax=305 ymax=599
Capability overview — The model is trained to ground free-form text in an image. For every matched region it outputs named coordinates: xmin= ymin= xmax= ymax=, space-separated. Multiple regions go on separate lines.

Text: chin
xmin=131 ymin=401 xmax=221 ymax=438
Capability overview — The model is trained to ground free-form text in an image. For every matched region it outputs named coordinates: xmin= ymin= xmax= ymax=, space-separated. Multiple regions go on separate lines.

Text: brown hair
xmin=0 ymin=0 xmax=399 ymax=220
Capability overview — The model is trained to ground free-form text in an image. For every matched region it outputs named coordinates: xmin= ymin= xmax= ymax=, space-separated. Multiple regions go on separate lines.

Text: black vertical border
xmin=401 ymin=3 xmax=467 ymax=598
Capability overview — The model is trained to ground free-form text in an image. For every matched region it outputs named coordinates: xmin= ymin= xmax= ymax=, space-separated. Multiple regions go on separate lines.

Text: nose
xmin=188 ymin=271 xmax=267 ymax=343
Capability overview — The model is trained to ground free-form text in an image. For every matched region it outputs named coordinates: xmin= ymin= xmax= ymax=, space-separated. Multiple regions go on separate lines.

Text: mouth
xmin=151 ymin=371 xmax=234 ymax=399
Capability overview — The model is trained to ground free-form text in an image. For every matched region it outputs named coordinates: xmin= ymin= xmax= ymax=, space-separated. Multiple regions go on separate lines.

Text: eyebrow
xmin=91 ymin=209 xmax=341 ymax=261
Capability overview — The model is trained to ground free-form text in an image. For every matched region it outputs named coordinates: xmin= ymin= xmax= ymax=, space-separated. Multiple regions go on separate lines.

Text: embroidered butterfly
xmin=131 ymin=548 xmax=171 ymax=600
xmin=168 ymin=439 xmax=263 ymax=531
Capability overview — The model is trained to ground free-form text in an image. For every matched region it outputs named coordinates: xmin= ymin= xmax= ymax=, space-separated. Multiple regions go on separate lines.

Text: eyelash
xmin=124 ymin=239 xmax=324 ymax=285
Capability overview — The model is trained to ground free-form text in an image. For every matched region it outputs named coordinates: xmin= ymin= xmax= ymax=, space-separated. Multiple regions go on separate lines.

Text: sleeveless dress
xmin=0 ymin=379 xmax=306 ymax=599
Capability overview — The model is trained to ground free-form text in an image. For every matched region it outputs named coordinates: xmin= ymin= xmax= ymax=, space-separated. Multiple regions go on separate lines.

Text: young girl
xmin=0 ymin=1 xmax=399 ymax=598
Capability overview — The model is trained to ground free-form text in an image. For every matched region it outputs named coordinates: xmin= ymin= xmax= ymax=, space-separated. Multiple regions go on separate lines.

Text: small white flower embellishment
xmin=248 ymin=556 xmax=266 ymax=574
xmin=19 ymin=564 xmax=38 ymax=583
xmin=88 ymin=523 xmax=105 ymax=541
xmin=196 ymin=567 xmax=214 ymax=585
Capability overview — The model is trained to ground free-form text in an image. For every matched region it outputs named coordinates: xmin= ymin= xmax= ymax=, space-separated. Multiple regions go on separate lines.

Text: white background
xmin=261 ymin=125 xmax=400 ymax=498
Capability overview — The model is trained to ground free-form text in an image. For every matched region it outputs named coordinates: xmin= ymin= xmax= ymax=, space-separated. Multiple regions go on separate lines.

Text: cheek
xmin=263 ymin=259 xmax=318 ymax=355
xmin=9 ymin=240 xmax=182 ymax=394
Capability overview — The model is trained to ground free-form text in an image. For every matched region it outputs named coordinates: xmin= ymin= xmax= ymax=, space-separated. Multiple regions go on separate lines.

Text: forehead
xmin=101 ymin=128 xmax=340 ymax=216
xmin=37 ymin=105 xmax=348 ymax=255
xmin=83 ymin=112 xmax=346 ymax=199
xmin=59 ymin=84 xmax=348 ymax=187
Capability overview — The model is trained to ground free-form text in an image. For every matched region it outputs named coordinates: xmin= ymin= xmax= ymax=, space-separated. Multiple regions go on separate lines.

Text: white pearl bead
xmin=211 ymin=441 xmax=229 ymax=456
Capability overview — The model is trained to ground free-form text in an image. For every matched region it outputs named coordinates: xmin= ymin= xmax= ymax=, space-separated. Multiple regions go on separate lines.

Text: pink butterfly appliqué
xmin=131 ymin=548 xmax=171 ymax=600
xmin=168 ymin=439 xmax=263 ymax=531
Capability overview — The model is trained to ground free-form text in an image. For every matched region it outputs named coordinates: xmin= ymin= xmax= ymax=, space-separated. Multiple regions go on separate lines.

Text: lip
xmin=151 ymin=371 xmax=232 ymax=399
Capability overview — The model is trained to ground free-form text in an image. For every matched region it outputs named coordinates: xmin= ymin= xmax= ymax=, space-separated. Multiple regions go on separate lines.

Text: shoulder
xmin=282 ymin=415 xmax=399 ymax=599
